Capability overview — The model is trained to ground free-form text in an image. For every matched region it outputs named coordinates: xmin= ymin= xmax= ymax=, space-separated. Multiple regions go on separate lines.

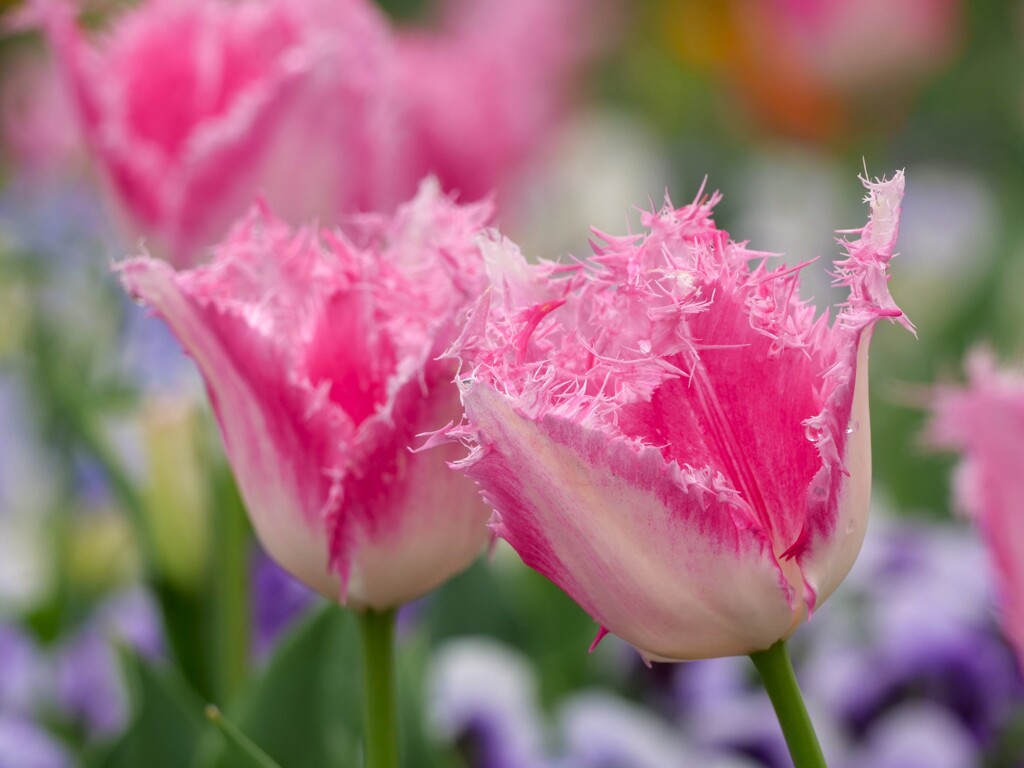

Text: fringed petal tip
xmin=834 ymin=169 xmax=915 ymax=337
xmin=588 ymin=626 xmax=610 ymax=653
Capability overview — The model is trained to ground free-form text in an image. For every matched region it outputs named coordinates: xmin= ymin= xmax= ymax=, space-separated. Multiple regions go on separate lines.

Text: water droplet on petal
xmin=804 ymin=422 xmax=824 ymax=442
xmin=846 ymin=419 xmax=860 ymax=435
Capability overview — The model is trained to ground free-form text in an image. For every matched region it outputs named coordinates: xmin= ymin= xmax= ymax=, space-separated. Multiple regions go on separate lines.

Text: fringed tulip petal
xmin=450 ymin=173 xmax=910 ymax=660
xmin=120 ymin=180 xmax=492 ymax=609
xmin=930 ymin=350 xmax=1024 ymax=667
xmin=460 ymin=384 xmax=799 ymax=660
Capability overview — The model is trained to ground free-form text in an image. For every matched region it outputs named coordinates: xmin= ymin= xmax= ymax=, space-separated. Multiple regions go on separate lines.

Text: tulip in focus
xmin=930 ymin=350 xmax=1024 ymax=669
xmin=118 ymin=179 xmax=492 ymax=611
xmin=447 ymin=172 xmax=912 ymax=662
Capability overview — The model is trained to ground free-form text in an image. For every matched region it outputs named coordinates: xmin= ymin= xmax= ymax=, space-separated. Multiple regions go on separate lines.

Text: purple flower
xmin=0 ymin=716 xmax=71 ymax=768
xmin=251 ymin=546 xmax=316 ymax=659
xmin=0 ymin=625 xmax=44 ymax=715
xmin=844 ymin=702 xmax=977 ymax=768
xmin=427 ymin=638 xmax=547 ymax=768
xmin=53 ymin=589 xmax=163 ymax=738
xmin=556 ymin=691 xmax=759 ymax=768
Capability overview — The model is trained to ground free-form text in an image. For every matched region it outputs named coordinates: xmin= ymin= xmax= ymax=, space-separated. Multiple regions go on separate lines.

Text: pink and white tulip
xmin=446 ymin=172 xmax=912 ymax=661
xmin=119 ymin=180 xmax=492 ymax=610
xmin=929 ymin=350 xmax=1024 ymax=668
xmin=34 ymin=0 xmax=601 ymax=266
xmin=36 ymin=0 xmax=406 ymax=267
xmin=396 ymin=0 xmax=601 ymax=202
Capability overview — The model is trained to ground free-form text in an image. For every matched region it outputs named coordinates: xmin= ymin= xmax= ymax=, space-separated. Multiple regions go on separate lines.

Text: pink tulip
xmin=445 ymin=172 xmax=912 ymax=661
xmin=32 ymin=0 xmax=602 ymax=266
xmin=396 ymin=0 xmax=602 ymax=202
xmin=34 ymin=0 xmax=407 ymax=267
xmin=929 ymin=350 xmax=1024 ymax=667
xmin=762 ymin=0 xmax=961 ymax=93
xmin=118 ymin=180 xmax=492 ymax=610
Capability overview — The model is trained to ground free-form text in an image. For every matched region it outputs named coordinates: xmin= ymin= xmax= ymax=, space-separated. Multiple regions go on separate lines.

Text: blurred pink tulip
xmin=396 ymin=0 xmax=601 ymax=202
xmin=446 ymin=172 xmax=912 ymax=661
xmin=119 ymin=179 xmax=492 ymax=610
xmin=35 ymin=0 xmax=407 ymax=267
xmin=33 ymin=0 xmax=600 ymax=266
xmin=930 ymin=350 xmax=1024 ymax=668
xmin=764 ymin=0 xmax=961 ymax=93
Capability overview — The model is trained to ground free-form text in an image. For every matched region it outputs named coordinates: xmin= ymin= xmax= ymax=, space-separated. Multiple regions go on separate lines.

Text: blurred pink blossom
xmin=34 ymin=0 xmax=406 ymax=266
xmin=762 ymin=0 xmax=961 ymax=93
xmin=0 ymin=49 xmax=81 ymax=172
xmin=33 ymin=0 xmax=600 ymax=266
xmin=446 ymin=172 xmax=912 ymax=662
xmin=396 ymin=0 xmax=602 ymax=202
xmin=119 ymin=179 xmax=492 ymax=610
xmin=930 ymin=350 xmax=1024 ymax=669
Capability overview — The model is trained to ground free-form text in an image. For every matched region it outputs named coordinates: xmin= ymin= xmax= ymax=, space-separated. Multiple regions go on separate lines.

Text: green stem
xmin=356 ymin=608 xmax=398 ymax=768
xmin=750 ymin=640 xmax=827 ymax=768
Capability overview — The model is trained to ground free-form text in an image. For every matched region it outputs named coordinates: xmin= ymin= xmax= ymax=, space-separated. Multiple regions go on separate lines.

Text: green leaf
xmin=197 ymin=604 xmax=363 ymax=768
xmin=85 ymin=650 xmax=205 ymax=768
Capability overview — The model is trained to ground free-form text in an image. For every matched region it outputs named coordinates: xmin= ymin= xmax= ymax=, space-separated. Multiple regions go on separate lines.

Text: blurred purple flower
xmin=673 ymin=651 xmax=852 ymax=766
xmin=427 ymin=638 xmax=547 ymax=768
xmin=251 ymin=546 xmax=316 ymax=659
xmin=800 ymin=518 xmax=1021 ymax=743
xmin=0 ymin=716 xmax=72 ymax=768
xmin=556 ymin=691 xmax=759 ymax=768
xmin=0 ymin=625 xmax=45 ymax=716
xmin=844 ymin=702 xmax=977 ymax=768
xmin=53 ymin=588 xmax=162 ymax=738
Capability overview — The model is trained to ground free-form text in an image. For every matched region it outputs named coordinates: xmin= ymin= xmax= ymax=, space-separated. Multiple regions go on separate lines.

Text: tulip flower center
xmin=305 ymin=291 xmax=396 ymax=428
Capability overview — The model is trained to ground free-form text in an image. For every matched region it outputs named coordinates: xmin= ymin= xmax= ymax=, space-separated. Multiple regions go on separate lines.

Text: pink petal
xmin=930 ymin=349 xmax=1024 ymax=667
xmin=396 ymin=0 xmax=603 ymax=200
xmin=460 ymin=384 xmax=801 ymax=660
xmin=119 ymin=255 xmax=344 ymax=598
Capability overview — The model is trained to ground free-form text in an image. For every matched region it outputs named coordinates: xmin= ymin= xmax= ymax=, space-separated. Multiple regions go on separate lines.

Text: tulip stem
xmin=357 ymin=608 xmax=398 ymax=768
xmin=750 ymin=640 xmax=827 ymax=768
